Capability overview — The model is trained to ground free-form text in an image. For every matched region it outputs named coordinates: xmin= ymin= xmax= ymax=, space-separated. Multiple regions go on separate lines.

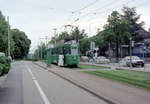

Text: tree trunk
xmin=116 ymin=38 xmax=119 ymax=62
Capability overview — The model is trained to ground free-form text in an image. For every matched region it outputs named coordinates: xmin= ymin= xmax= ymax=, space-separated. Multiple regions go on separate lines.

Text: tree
xmin=33 ymin=43 xmax=47 ymax=59
xmin=49 ymin=31 xmax=71 ymax=44
xmin=79 ymin=38 xmax=91 ymax=55
xmin=70 ymin=27 xmax=87 ymax=41
xmin=103 ymin=11 xmax=131 ymax=61
xmin=122 ymin=6 xmax=145 ymax=41
xmin=12 ymin=29 xmax=31 ymax=59
xmin=92 ymin=33 xmax=107 ymax=56
xmin=0 ymin=11 xmax=14 ymax=55
xmin=57 ymin=31 xmax=70 ymax=41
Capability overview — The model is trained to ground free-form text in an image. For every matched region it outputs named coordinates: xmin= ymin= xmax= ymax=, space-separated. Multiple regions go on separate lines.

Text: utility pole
xmin=38 ymin=36 xmax=48 ymax=60
xmin=53 ymin=28 xmax=57 ymax=46
xmin=53 ymin=28 xmax=57 ymax=37
xmin=39 ymin=39 xmax=43 ymax=60
xmin=7 ymin=16 xmax=10 ymax=57
xmin=45 ymin=36 xmax=48 ymax=49
xmin=41 ymin=42 xmax=42 ymax=59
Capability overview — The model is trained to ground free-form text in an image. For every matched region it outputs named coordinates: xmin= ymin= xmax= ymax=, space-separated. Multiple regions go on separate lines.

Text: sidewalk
xmin=34 ymin=62 xmax=150 ymax=104
xmin=0 ymin=75 xmax=7 ymax=87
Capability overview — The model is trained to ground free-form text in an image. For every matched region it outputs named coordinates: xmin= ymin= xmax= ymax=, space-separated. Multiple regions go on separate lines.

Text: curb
xmin=33 ymin=62 xmax=116 ymax=104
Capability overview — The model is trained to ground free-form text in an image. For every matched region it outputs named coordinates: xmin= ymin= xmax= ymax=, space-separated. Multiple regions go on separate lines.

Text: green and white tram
xmin=46 ymin=40 xmax=79 ymax=67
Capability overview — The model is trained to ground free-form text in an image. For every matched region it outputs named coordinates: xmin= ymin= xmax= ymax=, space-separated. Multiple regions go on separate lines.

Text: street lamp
xmin=7 ymin=16 xmax=10 ymax=57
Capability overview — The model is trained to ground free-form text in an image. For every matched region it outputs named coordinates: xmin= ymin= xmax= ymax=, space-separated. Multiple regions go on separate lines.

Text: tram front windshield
xmin=71 ymin=47 xmax=78 ymax=55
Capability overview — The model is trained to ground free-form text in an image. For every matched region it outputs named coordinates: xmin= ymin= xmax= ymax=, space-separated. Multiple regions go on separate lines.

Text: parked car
xmin=120 ymin=56 xmax=144 ymax=67
xmin=80 ymin=56 xmax=89 ymax=62
xmin=0 ymin=52 xmax=5 ymax=57
xmin=94 ymin=56 xmax=110 ymax=64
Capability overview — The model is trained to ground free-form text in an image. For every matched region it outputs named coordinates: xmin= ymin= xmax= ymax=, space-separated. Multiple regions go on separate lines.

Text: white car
xmin=94 ymin=56 xmax=110 ymax=64
xmin=120 ymin=56 xmax=144 ymax=67
xmin=0 ymin=52 xmax=5 ymax=57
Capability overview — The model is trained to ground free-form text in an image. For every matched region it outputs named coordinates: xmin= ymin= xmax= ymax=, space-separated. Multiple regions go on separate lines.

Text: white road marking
xmin=26 ymin=65 xmax=51 ymax=104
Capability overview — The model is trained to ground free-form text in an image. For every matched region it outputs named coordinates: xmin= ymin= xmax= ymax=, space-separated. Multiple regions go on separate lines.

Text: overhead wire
xmin=72 ymin=0 xmax=100 ymax=14
xmin=71 ymin=0 xmax=136 ymax=25
xmin=56 ymin=0 xmax=100 ymax=33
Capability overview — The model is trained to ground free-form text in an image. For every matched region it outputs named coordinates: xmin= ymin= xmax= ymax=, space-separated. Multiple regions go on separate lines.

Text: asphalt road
xmin=0 ymin=61 xmax=108 ymax=104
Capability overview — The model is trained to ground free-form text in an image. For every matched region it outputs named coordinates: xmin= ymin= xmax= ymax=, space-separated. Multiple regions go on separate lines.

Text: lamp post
xmin=7 ymin=16 xmax=10 ymax=57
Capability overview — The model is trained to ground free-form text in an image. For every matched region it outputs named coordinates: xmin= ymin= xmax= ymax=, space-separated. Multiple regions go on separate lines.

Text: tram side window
xmin=52 ymin=49 xmax=54 ymax=55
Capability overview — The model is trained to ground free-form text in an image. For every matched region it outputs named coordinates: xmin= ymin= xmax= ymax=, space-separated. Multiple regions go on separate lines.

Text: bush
xmin=32 ymin=58 xmax=38 ymax=61
xmin=0 ymin=63 xmax=4 ymax=76
xmin=25 ymin=58 xmax=38 ymax=61
xmin=0 ymin=56 xmax=11 ymax=76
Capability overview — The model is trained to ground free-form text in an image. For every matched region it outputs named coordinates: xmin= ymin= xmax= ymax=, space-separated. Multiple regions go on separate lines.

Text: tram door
xmin=58 ymin=55 xmax=64 ymax=66
xmin=58 ymin=48 xmax=64 ymax=66
xmin=63 ymin=47 xmax=66 ymax=65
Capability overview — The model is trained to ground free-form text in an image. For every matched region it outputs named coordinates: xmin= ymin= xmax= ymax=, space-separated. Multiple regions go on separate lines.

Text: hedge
xmin=0 ymin=56 xmax=11 ymax=76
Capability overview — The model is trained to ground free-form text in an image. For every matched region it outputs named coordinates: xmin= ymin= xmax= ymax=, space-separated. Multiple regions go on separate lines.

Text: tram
xmin=46 ymin=40 xmax=79 ymax=67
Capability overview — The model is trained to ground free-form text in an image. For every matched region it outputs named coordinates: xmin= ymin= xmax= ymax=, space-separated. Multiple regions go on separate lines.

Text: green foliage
xmin=122 ymin=6 xmax=144 ymax=41
xmin=12 ymin=29 xmax=31 ymax=59
xmin=79 ymin=38 xmax=91 ymax=55
xmin=0 ymin=63 xmax=4 ymax=74
xmin=70 ymin=27 xmax=87 ymax=41
xmin=104 ymin=11 xmax=131 ymax=44
xmin=100 ymin=11 xmax=131 ymax=60
xmin=33 ymin=43 xmax=46 ymax=59
xmin=0 ymin=56 xmax=11 ymax=76
xmin=57 ymin=31 xmax=70 ymax=42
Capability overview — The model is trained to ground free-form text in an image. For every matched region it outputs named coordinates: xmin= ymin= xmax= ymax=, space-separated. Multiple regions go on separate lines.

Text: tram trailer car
xmin=48 ymin=40 xmax=79 ymax=67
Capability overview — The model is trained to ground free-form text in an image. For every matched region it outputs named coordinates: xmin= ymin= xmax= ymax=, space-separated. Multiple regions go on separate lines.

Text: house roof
xmin=135 ymin=29 xmax=150 ymax=39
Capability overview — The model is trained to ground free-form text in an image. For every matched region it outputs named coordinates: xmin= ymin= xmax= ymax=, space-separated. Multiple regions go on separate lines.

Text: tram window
xmin=71 ymin=47 xmax=78 ymax=55
xmin=52 ymin=50 xmax=54 ymax=55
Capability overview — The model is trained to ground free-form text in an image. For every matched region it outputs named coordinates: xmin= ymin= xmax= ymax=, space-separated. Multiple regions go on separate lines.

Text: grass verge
xmin=85 ymin=70 xmax=150 ymax=90
xmin=77 ymin=64 xmax=107 ymax=69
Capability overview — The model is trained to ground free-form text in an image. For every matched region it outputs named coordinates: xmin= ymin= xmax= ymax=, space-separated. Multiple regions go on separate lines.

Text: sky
xmin=0 ymin=0 xmax=150 ymax=53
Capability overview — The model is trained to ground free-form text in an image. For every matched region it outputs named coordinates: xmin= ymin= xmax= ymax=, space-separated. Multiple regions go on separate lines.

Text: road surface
xmin=0 ymin=61 xmax=108 ymax=104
